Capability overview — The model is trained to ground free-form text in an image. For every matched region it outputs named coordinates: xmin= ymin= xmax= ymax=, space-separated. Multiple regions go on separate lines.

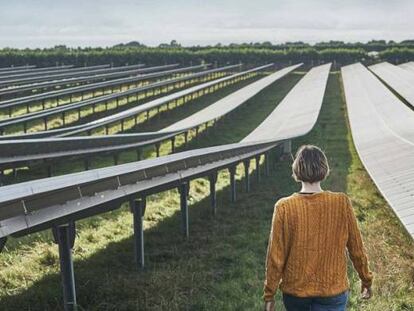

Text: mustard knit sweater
xmin=263 ymin=191 xmax=374 ymax=301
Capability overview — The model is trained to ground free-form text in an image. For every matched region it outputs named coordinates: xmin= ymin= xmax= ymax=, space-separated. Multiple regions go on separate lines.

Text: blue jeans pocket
xmin=313 ymin=290 xmax=348 ymax=310
xmin=282 ymin=291 xmax=349 ymax=311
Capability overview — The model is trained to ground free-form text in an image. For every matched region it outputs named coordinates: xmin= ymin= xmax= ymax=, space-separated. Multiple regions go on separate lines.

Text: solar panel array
xmin=369 ymin=62 xmax=414 ymax=108
xmin=2 ymin=58 xmax=414 ymax=311
xmin=2 ymin=52 xmax=414 ymax=311
xmin=0 ymin=63 xmax=330 ymax=241
xmin=0 ymin=64 xmax=237 ymax=134
xmin=0 ymin=63 xmax=276 ymax=169
xmin=19 ymin=59 xmax=414 ymax=310
xmin=342 ymin=63 xmax=414 ymax=239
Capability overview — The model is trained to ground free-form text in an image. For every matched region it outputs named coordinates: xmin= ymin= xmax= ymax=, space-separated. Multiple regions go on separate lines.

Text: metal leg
xmin=155 ymin=143 xmax=160 ymax=157
xmin=209 ymin=173 xmax=218 ymax=215
xmin=171 ymin=137 xmax=175 ymax=153
xmin=229 ymin=166 xmax=236 ymax=203
xmin=0 ymin=237 xmax=7 ymax=252
xmin=52 ymin=223 xmax=77 ymax=311
xmin=84 ymin=158 xmax=90 ymax=171
xmin=184 ymin=131 xmax=188 ymax=147
xmin=179 ymin=182 xmax=189 ymax=238
xmin=47 ymin=164 xmax=53 ymax=177
xmin=130 ymin=198 xmax=146 ymax=269
xmin=136 ymin=149 xmax=142 ymax=161
xmin=283 ymin=140 xmax=292 ymax=154
xmin=273 ymin=146 xmax=281 ymax=169
xmin=255 ymin=155 xmax=261 ymax=182
xmin=265 ymin=152 xmax=270 ymax=176
xmin=243 ymin=160 xmax=250 ymax=192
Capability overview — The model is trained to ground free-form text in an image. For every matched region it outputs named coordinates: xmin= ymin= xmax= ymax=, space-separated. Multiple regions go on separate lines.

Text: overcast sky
xmin=0 ymin=0 xmax=413 ymax=48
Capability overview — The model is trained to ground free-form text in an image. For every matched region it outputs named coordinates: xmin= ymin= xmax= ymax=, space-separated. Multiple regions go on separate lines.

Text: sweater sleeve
xmin=263 ymin=200 xmax=288 ymax=301
xmin=345 ymin=196 xmax=374 ymax=288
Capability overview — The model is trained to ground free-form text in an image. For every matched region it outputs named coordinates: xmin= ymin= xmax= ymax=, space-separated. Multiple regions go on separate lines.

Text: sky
xmin=0 ymin=0 xmax=413 ymax=48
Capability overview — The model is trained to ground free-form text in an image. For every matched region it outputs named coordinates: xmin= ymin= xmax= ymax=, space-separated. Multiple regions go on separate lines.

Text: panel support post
xmin=136 ymin=149 xmax=142 ymax=161
xmin=0 ymin=237 xmax=7 ymax=253
xmin=184 ymin=131 xmax=188 ymax=147
xmin=171 ymin=136 xmax=175 ymax=154
xmin=52 ymin=222 xmax=77 ymax=311
xmin=47 ymin=164 xmax=53 ymax=177
xmin=209 ymin=173 xmax=218 ymax=215
xmin=255 ymin=155 xmax=261 ymax=183
xmin=229 ymin=166 xmax=237 ymax=203
xmin=243 ymin=160 xmax=250 ymax=192
xmin=273 ymin=146 xmax=280 ymax=169
xmin=265 ymin=152 xmax=270 ymax=176
xmin=283 ymin=140 xmax=292 ymax=155
xmin=155 ymin=143 xmax=160 ymax=157
xmin=179 ymin=182 xmax=189 ymax=238
xmin=130 ymin=197 xmax=146 ymax=270
xmin=84 ymin=158 xmax=90 ymax=171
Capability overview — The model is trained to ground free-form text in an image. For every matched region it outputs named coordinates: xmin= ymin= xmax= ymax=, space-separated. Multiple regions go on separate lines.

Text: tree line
xmin=0 ymin=40 xmax=413 ymax=68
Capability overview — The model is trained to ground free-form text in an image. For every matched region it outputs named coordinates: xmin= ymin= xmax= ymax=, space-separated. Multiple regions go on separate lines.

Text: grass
xmin=0 ymin=72 xmax=413 ymax=310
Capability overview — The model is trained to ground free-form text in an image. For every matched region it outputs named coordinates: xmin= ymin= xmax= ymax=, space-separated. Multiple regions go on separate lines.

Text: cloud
xmin=0 ymin=0 xmax=412 ymax=48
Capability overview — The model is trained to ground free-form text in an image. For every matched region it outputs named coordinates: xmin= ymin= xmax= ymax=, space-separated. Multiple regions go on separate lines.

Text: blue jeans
xmin=282 ymin=290 xmax=349 ymax=311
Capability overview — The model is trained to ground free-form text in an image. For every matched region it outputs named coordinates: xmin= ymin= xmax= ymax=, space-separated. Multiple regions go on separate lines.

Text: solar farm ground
xmin=0 ymin=71 xmax=413 ymax=310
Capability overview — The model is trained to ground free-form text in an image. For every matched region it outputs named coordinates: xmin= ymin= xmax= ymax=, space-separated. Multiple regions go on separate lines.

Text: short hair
xmin=292 ymin=145 xmax=330 ymax=183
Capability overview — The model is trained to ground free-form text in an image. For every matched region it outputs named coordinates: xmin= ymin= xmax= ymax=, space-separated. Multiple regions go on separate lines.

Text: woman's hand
xmin=361 ymin=284 xmax=372 ymax=299
xmin=264 ymin=300 xmax=275 ymax=311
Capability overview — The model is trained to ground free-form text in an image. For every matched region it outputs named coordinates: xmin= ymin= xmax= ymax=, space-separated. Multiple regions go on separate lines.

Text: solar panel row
xmin=342 ymin=63 xmax=414 ymax=240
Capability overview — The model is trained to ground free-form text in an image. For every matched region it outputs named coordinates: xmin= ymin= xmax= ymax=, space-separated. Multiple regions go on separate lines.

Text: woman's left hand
xmin=264 ymin=300 xmax=275 ymax=311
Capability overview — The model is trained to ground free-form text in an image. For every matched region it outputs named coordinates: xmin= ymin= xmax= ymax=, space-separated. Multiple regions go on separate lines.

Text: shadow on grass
xmin=0 ymin=73 xmax=355 ymax=310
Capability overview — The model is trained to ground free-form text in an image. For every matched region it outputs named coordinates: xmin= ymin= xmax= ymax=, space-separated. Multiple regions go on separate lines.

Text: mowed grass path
xmin=0 ymin=72 xmax=413 ymax=310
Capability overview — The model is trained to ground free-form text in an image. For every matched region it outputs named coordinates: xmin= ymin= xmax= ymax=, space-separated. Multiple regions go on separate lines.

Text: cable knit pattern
xmin=263 ymin=190 xmax=373 ymax=301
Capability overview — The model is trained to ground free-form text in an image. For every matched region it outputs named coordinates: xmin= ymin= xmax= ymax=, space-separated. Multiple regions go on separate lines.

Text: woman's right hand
xmin=361 ymin=285 xmax=372 ymax=299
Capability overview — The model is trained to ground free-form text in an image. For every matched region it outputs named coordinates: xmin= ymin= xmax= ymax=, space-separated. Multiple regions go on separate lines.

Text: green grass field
xmin=0 ymin=72 xmax=413 ymax=310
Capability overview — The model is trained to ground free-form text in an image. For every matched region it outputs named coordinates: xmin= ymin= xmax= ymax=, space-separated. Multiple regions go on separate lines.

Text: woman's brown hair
xmin=292 ymin=144 xmax=330 ymax=183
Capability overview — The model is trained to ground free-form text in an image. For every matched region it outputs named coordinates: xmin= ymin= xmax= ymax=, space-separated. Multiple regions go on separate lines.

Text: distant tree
xmin=54 ymin=45 xmax=69 ymax=50
xmin=170 ymin=40 xmax=181 ymax=47
xmin=158 ymin=40 xmax=181 ymax=48
xmin=114 ymin=41 xmax=146 ymax=48
xmin=400 ymin=40 xmax=414 ymax=45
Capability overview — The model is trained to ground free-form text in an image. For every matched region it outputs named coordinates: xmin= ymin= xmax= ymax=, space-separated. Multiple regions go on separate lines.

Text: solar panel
xmin=342 ymin=63 xmax=414 ymax=240
xmin=369 ymin=62 xmax=414 ymax=108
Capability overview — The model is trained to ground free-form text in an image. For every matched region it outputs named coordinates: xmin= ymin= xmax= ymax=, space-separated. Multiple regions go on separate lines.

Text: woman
xmin=263 ymin=145 xmax=373 ymax=311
